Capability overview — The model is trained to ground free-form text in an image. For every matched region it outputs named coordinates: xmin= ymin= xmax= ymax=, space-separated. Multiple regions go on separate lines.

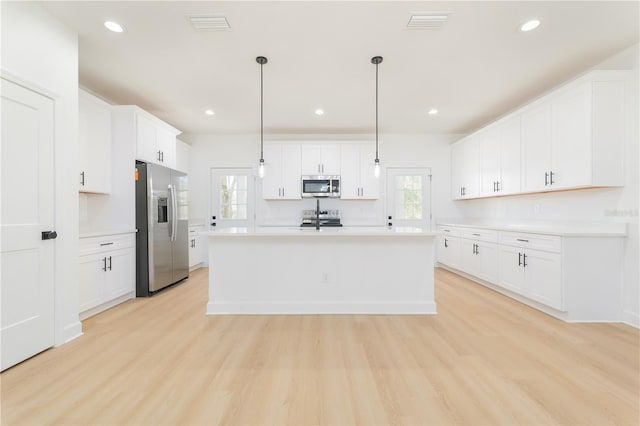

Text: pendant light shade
xmin=257 ymin=56 xmax=268 ymax=178
xmin=371 ymin=56 xmax=383 ymax=178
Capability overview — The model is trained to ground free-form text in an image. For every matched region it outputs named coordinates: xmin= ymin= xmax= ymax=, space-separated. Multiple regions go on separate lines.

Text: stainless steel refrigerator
xmin=135 ymin=162 xmax=189 ymax=296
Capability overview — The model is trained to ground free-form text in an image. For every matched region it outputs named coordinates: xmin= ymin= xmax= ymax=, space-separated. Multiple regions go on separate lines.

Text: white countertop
xmin=79 ymin=229 xmax=137 ymax=239
xmin=201 ymin=226 xmax=439 ymax=238
xmin=436 ymin=219 xmax=627 ymax=237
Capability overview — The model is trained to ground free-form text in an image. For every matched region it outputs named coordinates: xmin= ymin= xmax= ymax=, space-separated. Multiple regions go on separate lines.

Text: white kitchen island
xmin=202 ymin=227 xmax=439 ymax=314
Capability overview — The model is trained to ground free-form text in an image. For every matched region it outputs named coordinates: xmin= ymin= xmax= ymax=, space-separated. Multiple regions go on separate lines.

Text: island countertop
xmin=201 ymin=226 xmax=439 ymax=238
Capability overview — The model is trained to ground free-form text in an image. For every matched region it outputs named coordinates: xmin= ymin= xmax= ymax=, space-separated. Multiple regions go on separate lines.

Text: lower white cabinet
xmin=78 ymin=233 xmax=135 ymax=319
xmin=188 ymin=225 xmax=205 ymax=269
xmin=436 ymin=223 xmax=624 ymax=322
xmin=497 ymin=244 xmax=562 ymax=309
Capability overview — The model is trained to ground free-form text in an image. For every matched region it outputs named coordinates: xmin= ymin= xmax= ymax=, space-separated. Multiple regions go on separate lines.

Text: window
xmin=219 ymin=175 xmax=248 ymax=220
xmin=394 ymin=175 xmax=423 ymax=220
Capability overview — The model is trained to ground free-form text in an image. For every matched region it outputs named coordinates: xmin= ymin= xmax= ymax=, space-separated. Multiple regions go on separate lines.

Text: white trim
xmin=78 ymin=292 xmax=135 ymax=321
xmin=207 ymin=301 xmax=437 ymax=315
xmin=59 ymin=321 xmax=83 ymax=345
xmin=1 ymin=69 xmax=59 ymax=99
xmin=622 ymin=310 xmax=640 ymax=328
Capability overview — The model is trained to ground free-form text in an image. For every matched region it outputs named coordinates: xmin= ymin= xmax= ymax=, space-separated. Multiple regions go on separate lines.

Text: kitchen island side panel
xmin=206 ymin=234 xmax=436 ymax=314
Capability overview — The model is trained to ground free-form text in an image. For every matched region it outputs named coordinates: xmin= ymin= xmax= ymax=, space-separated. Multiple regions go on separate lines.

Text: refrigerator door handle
xmin=171 ymin=184 xmax=178 ymax=242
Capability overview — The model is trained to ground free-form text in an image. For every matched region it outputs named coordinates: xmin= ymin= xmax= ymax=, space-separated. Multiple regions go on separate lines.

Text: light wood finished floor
xmin=1 ymin=268 xmax=638 ymax=425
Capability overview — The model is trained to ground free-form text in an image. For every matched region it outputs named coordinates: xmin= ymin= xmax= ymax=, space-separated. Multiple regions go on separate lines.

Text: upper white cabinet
xmin=112 ymin=106 xmax=181 ymax=169
xmin=454 ymin=70 xmax=628 ymax=199
xmin=300 ymin=144 xmax=340 ymax=175
xmin=479 ymin=115 xmax=521 ymax=197
xmin=340 ymin=144 xmax=379 ymax=199
xmin=78 ymin=90 xmax=111 ymax=193
xmin=262 ymin=143 xmax=301 ymax=200
xmin=451 ymin=136 xmax=479 ymax=199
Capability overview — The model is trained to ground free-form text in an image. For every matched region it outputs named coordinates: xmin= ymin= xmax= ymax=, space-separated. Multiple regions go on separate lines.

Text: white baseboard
xmin=207 ymin=301 xmax=437 ymax=315
xmin=622 ymin=310 xmax=640 ymax=328
xmin=79 ymin=292 xmax=134 ymax=321
xmin=60 ymin=321 xmax=83 ymax=346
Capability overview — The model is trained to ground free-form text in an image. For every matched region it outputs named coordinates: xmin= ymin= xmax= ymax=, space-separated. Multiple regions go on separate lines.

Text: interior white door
xmin=386 ymin=168 xmax=432 ymax=229
xmin=1 ymin=78 xmax=55 ymax=371
xmin=210 ymin=168 xmax=255 ymax=229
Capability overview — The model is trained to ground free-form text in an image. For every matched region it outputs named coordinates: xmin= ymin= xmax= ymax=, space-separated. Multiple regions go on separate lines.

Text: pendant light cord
xmin=375 ymin=61 xmax=379 ymax=162
xmin=260 ymin=61 xmax=264 ymax=162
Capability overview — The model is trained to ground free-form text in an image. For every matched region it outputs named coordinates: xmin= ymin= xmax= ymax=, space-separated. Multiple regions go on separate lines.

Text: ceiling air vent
xmin=407 ymin=12 xmax=450 ymax=29
xmin=187 ymin=15 xmax=231 ymax=31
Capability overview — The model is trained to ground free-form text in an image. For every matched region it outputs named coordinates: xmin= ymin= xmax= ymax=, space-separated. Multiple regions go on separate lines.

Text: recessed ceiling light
xmin=520 ymin=19 xmax=540 ymax=32
xmin=104 ymin=21 xmax=125 ymax=33
xmin=428 ymin=109 xmax=439 ymax=115
xmin=314 ymin=109 xmax=324 ymax=116
xmin=205 ymin=109 xmax=215 ymax=116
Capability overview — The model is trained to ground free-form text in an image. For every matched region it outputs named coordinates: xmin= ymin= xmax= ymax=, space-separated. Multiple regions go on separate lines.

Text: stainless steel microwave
xmin=301 ymin=175 xmax=340 ymax=198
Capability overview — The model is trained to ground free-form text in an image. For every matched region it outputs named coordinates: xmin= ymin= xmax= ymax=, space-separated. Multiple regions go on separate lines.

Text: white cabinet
xmin=136 ymin=114 xmax=177 ymax=168
xmin=113 ymin=106 xmax=180 ymax=169
xmin=188 ymin=224 xmax=205 ymax=269
xmin=462 ymin=240 xmax=499 ymax=284
xmin=300 ymin=144 xmax=340 ymax=175
xmin=479 ymin=115 xmax=521 ymax=196
xmin=340 ymin=144 xmax=379 ymax=199
xmin=498 ymin=244 xmax=562 ymax=310
xmin=436 ymin=226 xmax=463 ymax=270
xmin=454 ymin=70 xmax=627 ymax=200
xmin=78 ymin=233 xmax=135 ymax=319
xmin=262 ymin=144 xmax=301 ymax=200
xmin=521 ymin=72 xmax=626 ymax=192
xmin=78 ymin=90 xmax=111 ymax=193
xmin=451 ymin=136 xmax=479 ymax=199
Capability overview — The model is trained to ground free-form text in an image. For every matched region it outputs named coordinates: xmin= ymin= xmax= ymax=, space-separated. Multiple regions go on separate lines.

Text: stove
xmin=300 ymin=209 xmax=342 ymax=228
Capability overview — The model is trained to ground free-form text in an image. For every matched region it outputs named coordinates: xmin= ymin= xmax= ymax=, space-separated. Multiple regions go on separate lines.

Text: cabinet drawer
xmin=462 ymin=228 xmax=498 ymax=243
xmin=79 ymin=233 xmax=135 ymax=256
xmin=437 ymin=226 xmax=463 ymax=237
xmin=499 ymin=231 xmax=561 ymax=253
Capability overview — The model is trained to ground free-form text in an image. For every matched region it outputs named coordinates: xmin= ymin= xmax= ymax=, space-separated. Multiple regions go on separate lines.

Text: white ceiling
xmin=40 ymin=1 xmax=639 ymax=136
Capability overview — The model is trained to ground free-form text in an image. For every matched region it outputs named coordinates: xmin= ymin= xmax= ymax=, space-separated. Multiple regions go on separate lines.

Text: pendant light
xmin=371 ymin=56 xmax=383 ymax=178
xmin=256 ymin=56 xmax=268 ymax=178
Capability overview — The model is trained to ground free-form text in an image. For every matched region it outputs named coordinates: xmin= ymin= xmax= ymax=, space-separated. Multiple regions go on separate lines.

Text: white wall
xmin=453 ymin=47 xmax=640 ymax=327
xmin=182 ymin=133 xmax=463 ymax=229
xmin=1 ymin=2 xmax=82 ymax=343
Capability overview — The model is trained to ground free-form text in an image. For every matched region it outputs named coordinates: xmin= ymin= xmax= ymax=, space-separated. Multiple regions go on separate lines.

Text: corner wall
xmin=1 ymin=2 xmax=82 ymax=342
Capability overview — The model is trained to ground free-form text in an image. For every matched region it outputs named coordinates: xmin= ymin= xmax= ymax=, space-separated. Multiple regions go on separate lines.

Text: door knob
xmin=41 ymin=231 xmax=57 ymax=240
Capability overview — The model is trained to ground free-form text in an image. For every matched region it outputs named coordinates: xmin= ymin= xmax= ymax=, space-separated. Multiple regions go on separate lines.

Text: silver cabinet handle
xmin=80 ymin=171 xmax=85 ymax=186
xmin=102 ymin=257 xmax=107 ymax=271
xmin=516 ymin=238 xmax=529 ymax=242
xmin=472 ymin=233 xmax=481 ymax=236
xmin=545 ymin=172 xmax=549 ymax=186
xmin=108 ymin=256 xmax=112 ymax=271
xmin=100 ymin=242 xmax=114 ymax=246
xmin=550 ymin=171 xmax=555 ymax=185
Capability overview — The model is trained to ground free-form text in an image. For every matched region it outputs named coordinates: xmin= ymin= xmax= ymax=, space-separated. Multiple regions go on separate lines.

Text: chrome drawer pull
xmin=516 ymin=239 xmax=529 ymax=242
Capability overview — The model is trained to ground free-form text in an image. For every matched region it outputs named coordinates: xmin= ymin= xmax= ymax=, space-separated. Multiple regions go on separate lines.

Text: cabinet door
xmin=105 ymin=248 xmax=135 ymax=300
xmin=79 ymin=254 xmax=107 ymax=313
xmin=156 ymin=126 xmax=177 ymax=169
xmin=359 ymin=144 xmax=379 ymax=199
xmin=79 ymin=93 xmax=111 ymax=193
xmin=188 ymin=228 xmax=201 ymax=267
xmin=320 ymin=144 xmax=341 ymax=175
xmin=461 ymin=239 xmax=479 ymax=276
xmin=262 ymin=144 xmax=283 ymax=199
xmin=136 ymin=114 xmax=159 ymax=163
xmin=300 ymin=145 xmax=322 ymax=174
xmin=280 ymin=144 xmax=301 ymax=200
xmin=551 ymin=84 xmax=592 ymax=189
xmin=340 ymin=145 xmax=361 ymax=199
xmin=498 ymin=245 xmax=525 ymax=292
xmin=522 ymin=250 xmax=563 ymax=310
xmin=451 ymin=141 xmax=465 ymax=199
xmin=479 ymin=128 xmax=501 ymax=196
xmin=521 ymin=103 xmax=552 ymax=192
xmin=438 ymin=235 xmax=462 ymax=270
xmin=499 ymin=115 xmax=521 ymax=195
xmin=476 ymin=242 xmax=499 ymax=284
